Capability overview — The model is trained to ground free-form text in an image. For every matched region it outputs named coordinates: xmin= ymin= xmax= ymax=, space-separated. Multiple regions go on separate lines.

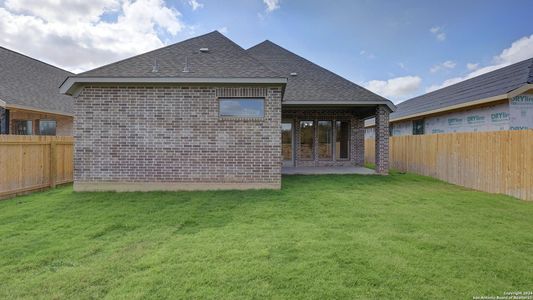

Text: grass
xmin=0 ymin=173 xmax=532 ymax=299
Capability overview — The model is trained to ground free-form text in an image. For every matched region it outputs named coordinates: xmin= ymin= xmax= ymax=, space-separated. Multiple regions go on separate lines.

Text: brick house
xmin=0 ymin=47 xmax=73 ymax=136
xmin=60 ymin=31 xmax=395 ymax=191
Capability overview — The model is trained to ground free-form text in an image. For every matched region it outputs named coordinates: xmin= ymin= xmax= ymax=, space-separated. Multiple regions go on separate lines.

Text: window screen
xmin=39 ymin=120 xmax=57 ymax=136
xmin=300 ymin=121 xmax=314 ymax=160
xmin=318 ymin=121 xmax=333 ymax=159
xmin=14 ymin=120 xmax=33 ymax=135
xmin=335 ymin=121 xmax=350 ymax=159
xmin=413 ymin=119 xmax=425 ymax=135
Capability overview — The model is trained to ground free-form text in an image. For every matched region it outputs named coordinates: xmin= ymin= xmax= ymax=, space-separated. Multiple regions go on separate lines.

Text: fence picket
xmin=0 ymin=135 xmax=74 ymax=198
xmin=365 ymin=130 xmax=533 ymax=201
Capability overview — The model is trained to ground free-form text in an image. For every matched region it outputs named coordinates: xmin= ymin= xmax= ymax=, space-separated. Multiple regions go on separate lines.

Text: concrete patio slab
xmin=281 ymin=166 xmax=376 ymax=175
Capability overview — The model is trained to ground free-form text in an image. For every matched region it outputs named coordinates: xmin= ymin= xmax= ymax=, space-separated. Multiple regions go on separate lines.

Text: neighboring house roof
xmin=392 ymin=57 xmax=533 ymax=121
xmin=246 ymin=40 xmax=395 ymax=110
xmin=61 ymin=31 xmax=285 ymax=95
xmin=0 ymin=46 xmax=74 ymax=115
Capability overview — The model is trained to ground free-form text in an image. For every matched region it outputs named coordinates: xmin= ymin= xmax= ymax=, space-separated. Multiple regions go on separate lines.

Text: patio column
xmin=375 ymin=105 xmax=390 ymax=175
xmin=294 ymin=117 xmax=301 ymax=167
xmin=352 ymin=118 xmax=365 ymax=166
xmin=0 ymin=107 xmax=9 ymax=134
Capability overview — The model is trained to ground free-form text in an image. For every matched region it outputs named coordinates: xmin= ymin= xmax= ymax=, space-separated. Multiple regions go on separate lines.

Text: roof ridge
xmin=75 ymin=31 xmax=283 ymax=78
xmin=248 ymin=39 xmax=389 ymax=101
xmin=76 ymin=30 xmax=221 ymax=76
xmin=213 ymin=35 xmax=283 ymax=77
xmin=0 ymin=46 xmax=73 ymax=75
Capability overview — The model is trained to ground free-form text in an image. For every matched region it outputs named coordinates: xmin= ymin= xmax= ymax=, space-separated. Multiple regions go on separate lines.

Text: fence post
xmin=50 ymin=140 xmax=57 ymax=188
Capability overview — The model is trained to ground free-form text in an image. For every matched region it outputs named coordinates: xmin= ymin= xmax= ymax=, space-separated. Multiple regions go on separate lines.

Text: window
xmin=219 ymin=98 xmax=264 ymax=118
xmin=14 ymin=120 xmax=33 ymax=135
xmin=299 ymin=121 xmax=314 ymax=160
xmin=39 ymin=120 xmax=56 ymax=136
xmin=281 ymin=122 xmax=293 ymax=162
xmin=318 ymin=121 xmax=333 ymax=160
xmin=335 ymin=121 xmax=350 ymax=160
xmin=413 ymin=119 xmax=424 ymax=135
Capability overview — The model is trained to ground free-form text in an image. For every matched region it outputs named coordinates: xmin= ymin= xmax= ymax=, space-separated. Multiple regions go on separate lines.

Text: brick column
xmin=294 ymin=117 xmax=301 ymax=166
xmin=375 ymin=105 xmax=390 ymax=175
xmin=0 ymin=107 xmax=9 ymax=134
xmin=351 ymin=118 xmax=365 ymax=166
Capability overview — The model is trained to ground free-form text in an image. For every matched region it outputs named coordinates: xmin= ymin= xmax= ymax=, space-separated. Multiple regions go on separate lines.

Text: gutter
xmin=388 ymin=94 xmax=507 ymax=124
xmin=60 ymin=76 xmax=288 ymax=96
xmin=282 ymin=100 xmax=396 ymax=112
xmin=6 ymin=103 xmax=73 ymax=117
xmin=508 ymin=83 xmax=533 ymax=98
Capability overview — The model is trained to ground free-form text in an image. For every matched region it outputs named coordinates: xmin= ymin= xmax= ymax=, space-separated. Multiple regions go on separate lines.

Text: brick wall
xmin=375 ymin=105 xmax=390 ymax=175
xmin=282 ymin=110 xmax=364 ymax=167
xmin=74 ymin=85 xmax=282 ymax=190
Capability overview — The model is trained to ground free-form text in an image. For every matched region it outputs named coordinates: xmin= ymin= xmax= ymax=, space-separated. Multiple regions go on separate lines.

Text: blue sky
xmin=1 ymin=0 xmax=532 ymax=103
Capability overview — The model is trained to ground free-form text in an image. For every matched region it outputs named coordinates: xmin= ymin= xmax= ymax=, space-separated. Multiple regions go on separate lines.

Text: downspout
xmin=0 ymin=99 xmax=9 ymax=134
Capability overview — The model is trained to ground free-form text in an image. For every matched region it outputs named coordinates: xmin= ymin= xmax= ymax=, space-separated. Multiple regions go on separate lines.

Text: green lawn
xmin=1 ymin=173 xmax=532 ymax=299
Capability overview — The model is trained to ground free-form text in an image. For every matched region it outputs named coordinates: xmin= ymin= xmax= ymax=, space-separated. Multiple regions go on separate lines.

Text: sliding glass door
xmin=281 ymin=121 xmax=294 ymax=167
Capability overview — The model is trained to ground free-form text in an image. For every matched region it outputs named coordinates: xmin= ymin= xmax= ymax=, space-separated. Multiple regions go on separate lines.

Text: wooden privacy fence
xmin=0 ymin=135 xmax=73 ymax=198
xmin=365 ymin=130 xmax=533 ymax=201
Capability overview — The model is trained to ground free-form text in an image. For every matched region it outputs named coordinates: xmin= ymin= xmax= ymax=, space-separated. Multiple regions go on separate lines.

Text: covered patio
xmin=281 ymin=104 xmax=392 ymax=175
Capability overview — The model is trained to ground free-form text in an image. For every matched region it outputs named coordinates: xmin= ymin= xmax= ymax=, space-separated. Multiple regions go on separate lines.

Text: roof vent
xmin=151 ymin=58 xmax=159 ymax=73
xmin=199 ymin=48 xmax=209 ymax=53
xmin=182 ymin=56 xmax=190 ymax=73
xmin=290 ymin=72 xmax=298 ymax=76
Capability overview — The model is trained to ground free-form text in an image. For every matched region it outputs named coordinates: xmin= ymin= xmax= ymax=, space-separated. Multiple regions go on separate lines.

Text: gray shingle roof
xmin=77 ymin=31 xmax=282 ymax=79
xmin=246 ymin=40 xmax=393 ymax=106
xmin=0 ymin=47 xmax=73 ymax=114
xmin=391 ymin=58 xmax=533 ymax=120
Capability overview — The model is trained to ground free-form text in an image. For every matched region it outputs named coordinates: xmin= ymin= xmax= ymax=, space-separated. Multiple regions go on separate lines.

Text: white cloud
xmin=466 ymin=63 xmax=479 ymax=71
xmin=495 ymin=34 xmax=533 ymax=64
xmin=263 ymin=0 xmax=280 ymax=12
xmin=365 ymin=76 xmax=422 ymax=102
xmin=426 ymin=34 xmax=533 ymax=92
xmin=430 ymin=60 xmax=456 ymax=73
xmin=188 ymin=0 xmax=203 ymax=10
xmin=0 ymin=0 xmax=184 ymax=73
xmin=430 ymin=26 xmax=446 ymax=41
xmin=359 ymin=50 xmax=375 ymax=59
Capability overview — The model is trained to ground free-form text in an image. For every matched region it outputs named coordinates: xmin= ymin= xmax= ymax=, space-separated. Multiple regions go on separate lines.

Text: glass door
xmin=281 ymin=121 xmax=294 ymax=167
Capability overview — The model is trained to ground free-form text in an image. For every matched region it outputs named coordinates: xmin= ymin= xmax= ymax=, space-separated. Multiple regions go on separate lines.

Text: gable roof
xmin=246 ymin=40 xmax=394 ymax=110
xmin=61 ymin=31 xmax=285 ymax=95
xmin=390 ymin=57 xmax=533 ymax=121
xmin=0 ymin=47 xmax=73 ymax=115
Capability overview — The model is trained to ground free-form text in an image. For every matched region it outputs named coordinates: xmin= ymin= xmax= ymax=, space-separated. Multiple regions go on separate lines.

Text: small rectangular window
xmin=335 ymin=121 xmax=350 ymax=160
xmin=39 ymin=120 xmax=57 ymax=136
xmin=318 ymin=121 xmax=333 ymax=160
xmin=413 ymin=119 xmax=424 ymax=135
xmin=300 ymin=121 xmax=314 ymax=160
xmin=219 ymin=98 xmax=264 ymax=118
xmin=14 ymin=120 xmax=33 ymax=135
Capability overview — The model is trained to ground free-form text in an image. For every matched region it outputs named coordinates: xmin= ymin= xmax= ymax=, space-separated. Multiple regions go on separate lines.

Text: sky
xmin=1 ymin=0 xmax=532 ymax=104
